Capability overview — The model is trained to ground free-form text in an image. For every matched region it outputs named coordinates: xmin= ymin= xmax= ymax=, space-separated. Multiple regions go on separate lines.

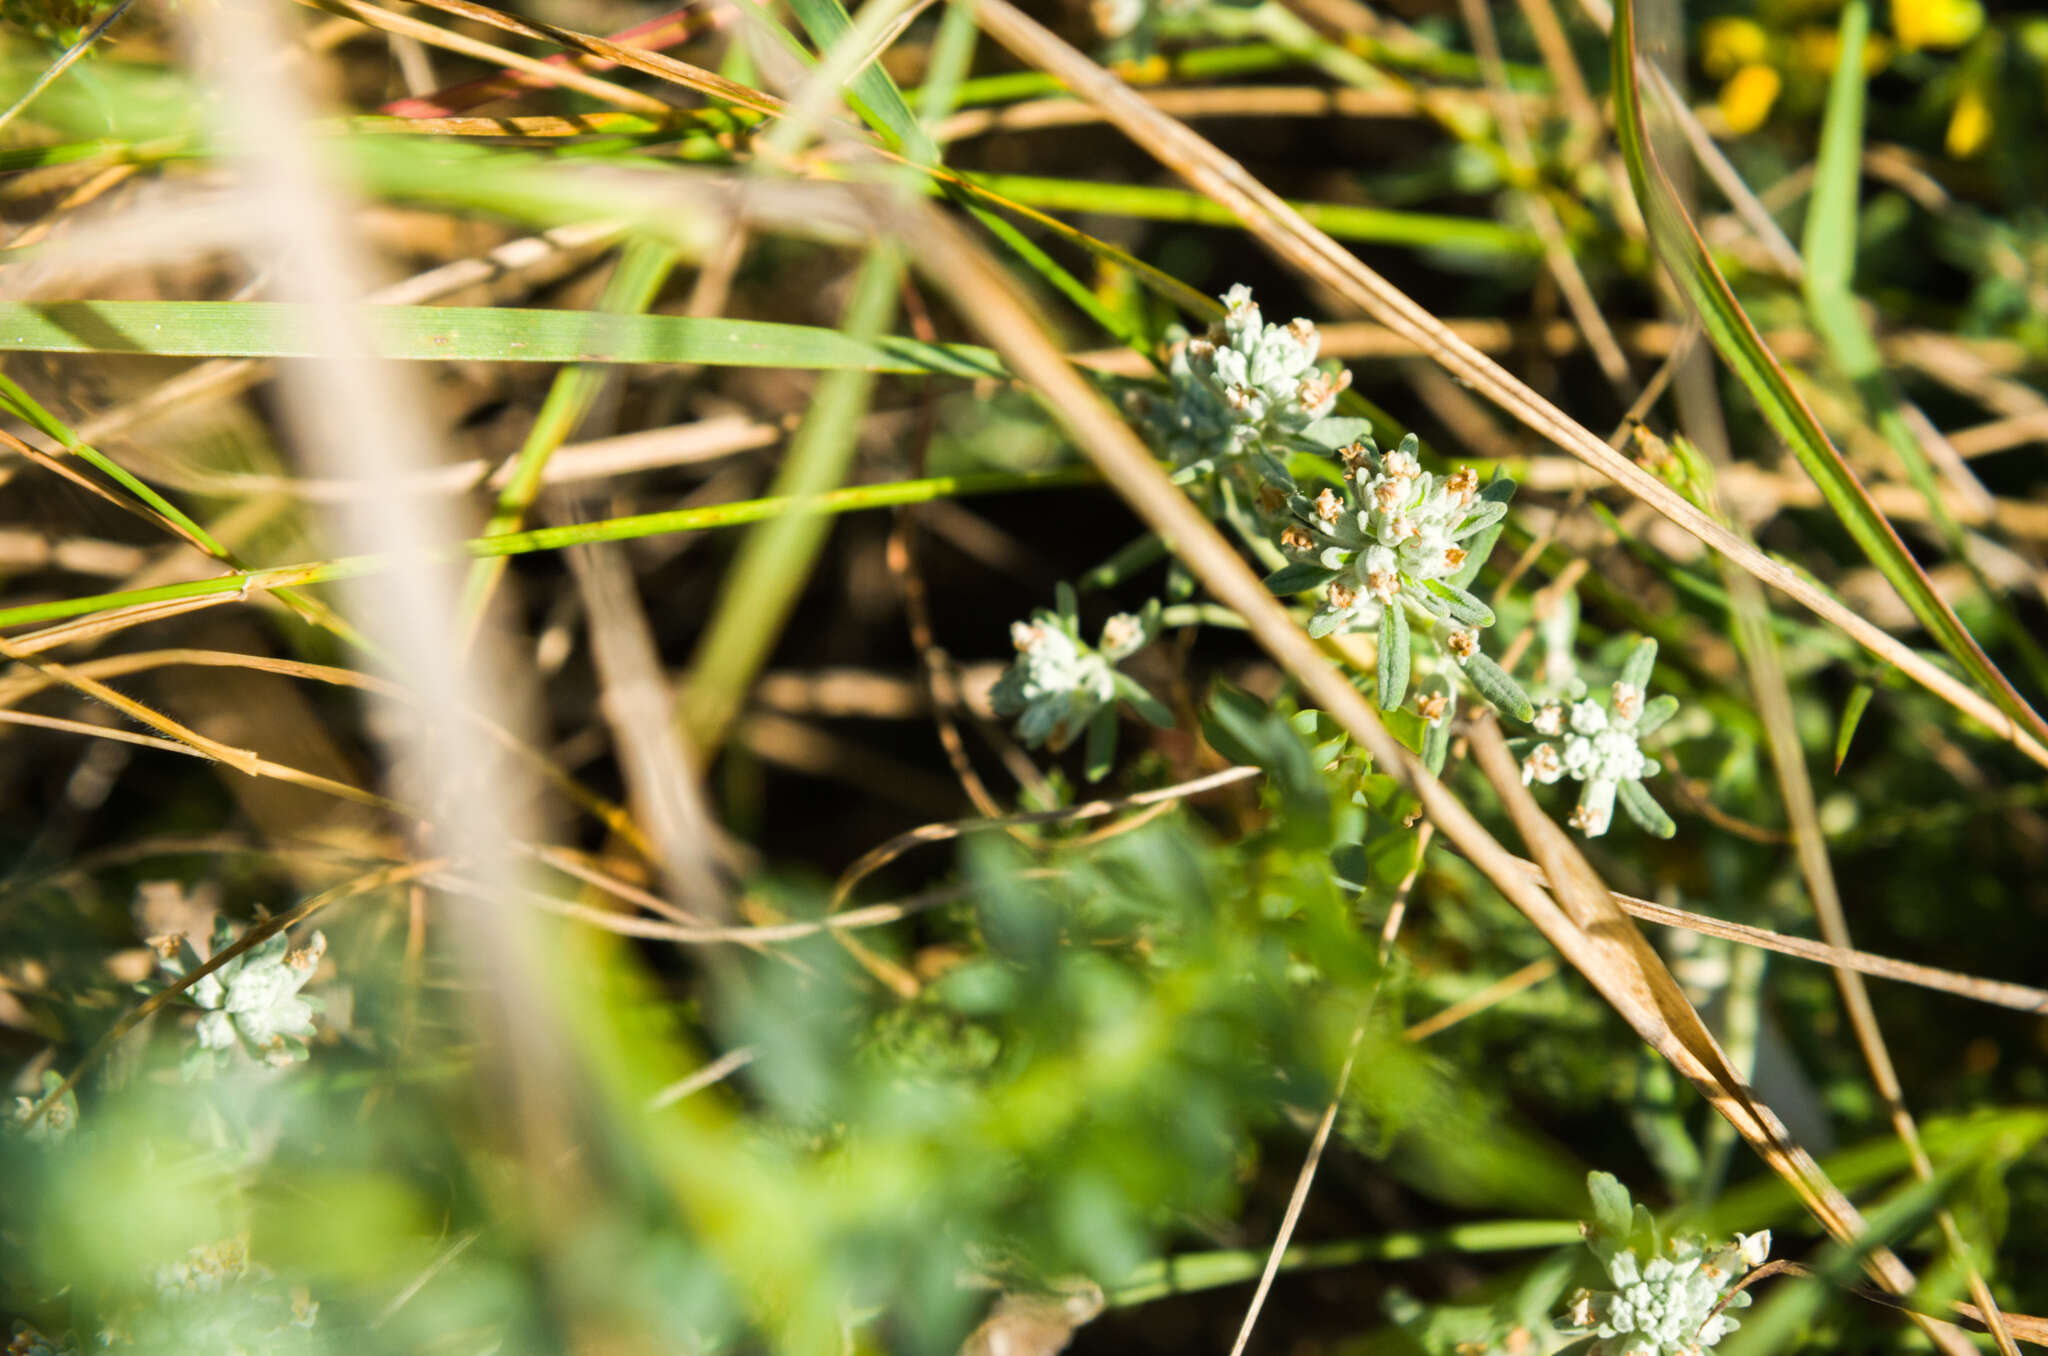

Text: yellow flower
xmin=1893 ymin=0 xmax=1983 ymax=51
xmin=1947 ymin=84 xmax=1992 ymax=156
xmin=1701 ymin=17 xmax=1771 ymax=78
xmin=1719 ymin=63 xmax=1784 ymax=135
xmin=1794 ymin=26 xmax=1892 ymax=76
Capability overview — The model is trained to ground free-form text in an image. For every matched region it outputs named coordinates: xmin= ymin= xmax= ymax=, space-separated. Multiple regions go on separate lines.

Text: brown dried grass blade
xmin=881 ymin=189 xmax=1959 ymax=1350
xmin=1464 ymin=717 xmax=1973 ymax=1355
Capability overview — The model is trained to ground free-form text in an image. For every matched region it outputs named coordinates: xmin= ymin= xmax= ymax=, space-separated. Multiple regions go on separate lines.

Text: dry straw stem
xmin=886 ymin=191 xmax=1962 ymax=1348
xmin=0 ymin=648 xmax=651 ymax=855
xmin=968 ymin=0 xmax=2048 ymax=773
xmin=1495 ymin=859 xmax=2048 ymax=1014
xmin=297 ymin=0 xmax=676 ymax=115
xmin=829 ymin=765 xmax=1263 ymax=910
xmin=565 ymin=535 xmax=730 ymax=921
xmin=1465 ymin=717 xmax=1973 ymax=1354
xmin=931 ymin=84 xmax=1531 ymax=141
xmin=143 ymin=417 xmax=782 ymax=503
xmin=397 ymin=0 xmax=783 ymax=118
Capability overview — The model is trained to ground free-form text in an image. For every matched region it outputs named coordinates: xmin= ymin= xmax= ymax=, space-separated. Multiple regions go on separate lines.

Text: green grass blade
xmin=1104 ymin=1220 xmax=1581 ymax=1307
xmin=1609 ymin=0 xmax=2048 ymax=751
xmin=0 ymin=369 xmax=374 ymax=652
xmin=0 ymin=300 xmax=1003 ymax=375
xmin=1799 ymin=0 xmax=2048 ymax=697
xmin=954 ymin=193 xmax=1144 ymax=347
xmin=0 ymin=369 xmax=225 ymax=555
xmin=1835 ymin=681 xmax=1875 ymax=772
xmin=915 ymin=0 xmax=980 ymax=127
xmin=783 ymin=0 xmax=935 ymax=161
xmin=680 ymin=245 xmax=905 ymax=754
xmin=966 ymin=173 xmax=1542 ymax=257
xmin=0 ymin=468 xmax=1096 ymax=633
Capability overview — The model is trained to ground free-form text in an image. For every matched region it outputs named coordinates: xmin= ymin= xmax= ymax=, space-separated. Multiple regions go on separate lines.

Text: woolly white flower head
xmin=989 ymin=588 xmax=1169 ymax=777
xmin=151 ymin=919 xmax=326 ymax=1076
xmin=1563 ymin=1172 xmax=1769 ymax=1356
xmin=1561 ymin=1231 xmax=1770 ymax=1356
xmin=1520 ymin=638 xmax=1677 ymax=838
xmin=1147 ymin=286 xmax=1351 ymax=471
xmin=1271 ymin=433 xmax=1510 ymax=642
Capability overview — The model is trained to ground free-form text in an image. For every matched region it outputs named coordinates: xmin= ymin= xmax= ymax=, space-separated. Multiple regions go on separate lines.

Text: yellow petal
xmin=1947 ymin=86 xmax=1992 ymax=157
xmin=1893 ymin=0 xmax=1983 ymax=51
xmin=1701 ymin=17 xmax=1771 ymax=78
xmin=1718 ymin=64 xmax=1783 ymax=136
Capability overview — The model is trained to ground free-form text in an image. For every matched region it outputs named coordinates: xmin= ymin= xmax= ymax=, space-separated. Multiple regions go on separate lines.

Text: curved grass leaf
xmin=682 ymin=244 xmax=905 ymax=754
xmin=1610 ymin=0 xmax=2048 ymax=752
xmin=1799 ymin=0 xmax=2048 ymax=698
xmin=0 ymin=300 xmax=1005 ymax=376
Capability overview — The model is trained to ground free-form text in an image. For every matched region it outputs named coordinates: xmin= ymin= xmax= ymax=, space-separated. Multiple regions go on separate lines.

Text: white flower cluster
xmin=993 ymin=612 xmax=1141 ymax=749
xmin=1561 ymin=1231 xmax=1770 ymax=1356
xmin=1520 ymin=637 xmax=1676 ymax=838
xmin=1147 ymin=285 xmax=1351 ymax=472
xmin=100 ymin=1240 xmax=320 ymax=1352
xmin=1263 ymin=431 xmax=1530 ymax=724
xmin=7 ymin=1070 xmax=77 ymax=1144
xmin=1274 ymin=434 xmax=1507 ymax=640
xmin=152 ymin=919 xmax=326 ymax=1076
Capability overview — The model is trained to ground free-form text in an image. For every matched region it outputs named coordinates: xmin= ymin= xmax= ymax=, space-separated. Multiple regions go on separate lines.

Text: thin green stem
xmin=0 ymin=468 xmax=1097 ymax=633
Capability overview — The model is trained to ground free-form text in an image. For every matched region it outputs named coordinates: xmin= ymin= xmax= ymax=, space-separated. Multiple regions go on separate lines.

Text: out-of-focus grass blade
xmin=784 ymin=0 xmax=934 ymax=161
xmin=680 ymin=246 xmax=905 ymax=755
xmin=0 ymin=301 xmax=1004 ymax=376
xmin=970 ymin=173 xmax=1543 ymax=257
xmin=1801 ymin=0 xmax=2048 ymax=697
xmin=1610 ymin=0 xmax=2048 ymax=752
xmin=0 ymin=370 xmax=371 ymax=650
xmin=953 ymin=195 xmax=1143 ymax=346
xmin=1105 ymin=1221 xmax=1582 ymax=1307
xmin=1835 ymin=681 xmax=1875 ymax=772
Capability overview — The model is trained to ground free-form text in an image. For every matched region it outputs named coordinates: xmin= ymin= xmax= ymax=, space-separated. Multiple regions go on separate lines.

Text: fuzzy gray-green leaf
xmin=1463 ymin=651 xmax=1534 ymax=722
xmin=1617 ymin=778 xmax=1676 ymax=838
xmin=1378 ymin=602 xmax=1411 ymax=711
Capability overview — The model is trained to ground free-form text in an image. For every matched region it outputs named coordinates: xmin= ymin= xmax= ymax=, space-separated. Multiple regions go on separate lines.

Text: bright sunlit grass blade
xmin=0 ymin=468 xmax=1098 ymax=634
xmin=0 ymin=300 xmax=1005 ymax=375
